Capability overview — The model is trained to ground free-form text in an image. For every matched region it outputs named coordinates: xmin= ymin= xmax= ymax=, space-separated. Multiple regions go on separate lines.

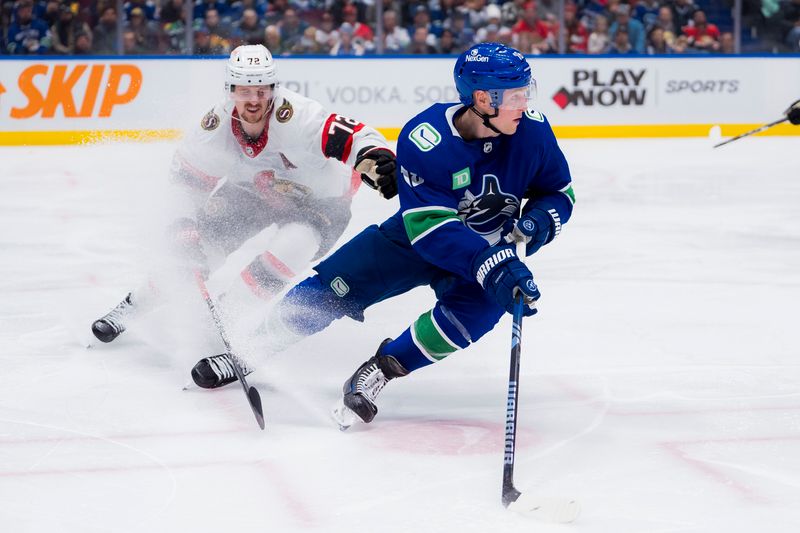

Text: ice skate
xmin=334 ymin=339 xmax=409 ymax=428
xmin=191 ymin=353 xmax=254 ymax=389
xmin=91 ymin=293 xmax=135 ymax=343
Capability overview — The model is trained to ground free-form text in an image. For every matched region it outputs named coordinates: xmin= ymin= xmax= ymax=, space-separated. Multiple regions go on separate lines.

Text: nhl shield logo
xmin=201 ymin=109 xmax=220 ymax=131
xmin=276 ymin=99 xmax=293 ymax=123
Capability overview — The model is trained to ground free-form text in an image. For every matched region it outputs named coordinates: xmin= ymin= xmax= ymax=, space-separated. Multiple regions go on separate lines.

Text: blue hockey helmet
xmin=454 ymin=43 xmax=534 ymax=109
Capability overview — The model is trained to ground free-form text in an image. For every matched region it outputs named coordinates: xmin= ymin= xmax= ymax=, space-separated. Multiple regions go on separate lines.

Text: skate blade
xmin=330 ymin=401 xmax=359 ymax=431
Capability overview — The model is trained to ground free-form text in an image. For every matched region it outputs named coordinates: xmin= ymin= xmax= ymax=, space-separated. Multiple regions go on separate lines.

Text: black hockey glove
xmin=355 ymin=146 xmax=398 ymax=199
xmin=472 ymin=245 xmax=539 ymax=316
xmin=167 ymin=217 xmax=209 ymax=279
xmin=505 ymin=208 xmax=555 ymax=256
xmin=786 ymin=99 xmax=800 ymax=126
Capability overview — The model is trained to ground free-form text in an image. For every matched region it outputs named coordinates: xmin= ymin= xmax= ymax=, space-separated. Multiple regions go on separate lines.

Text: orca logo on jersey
xmin=458 ymin=174 xmax=520 ymax=245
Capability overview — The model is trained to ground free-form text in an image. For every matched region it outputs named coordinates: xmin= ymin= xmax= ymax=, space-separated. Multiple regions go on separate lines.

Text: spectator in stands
xmin=635 ymin=0 xmax=662 ymax=30
xmin=719 ymin=30 xmax=736 ymax=53
xmin=462 ymin=0 xmax=487 ymax=30
xmin=408 ymin=25 xmax=437 ymax=54
xmin=7 ymin=0 xmax=50 ymax=54
xmin=512 ymin=1 xmax=555 ymax=54
xmin=159 ymin=0 xmax=184 ymax=24
xmin=233 ymin=8 xmax=264 ymax=45
xmin=563 ymin=2 xmax=588 ymax=53
xmin=437 ymin=27 xmax=460 ymax=53
xmin=610 ymin=4 xmax=645 ymax=53
xmin=193 ymin=0 xmax=227 ymax=22
xmin=341 ymin=2 xmax=373 ymax=46
xmin=647 ymin=26 xmax=670 ymax=53
xmin=780 ymin=0 xmax=800 ymax=49
xmin=475 ymin=3 xmax=511 ymax=42
xmin=194 ymin=22 xmax=229 ymax=54
xmin=408 ymin=4 xmax=441 ymax=45
xmin=123 ymin=0 xmax=155 ymax=21
xmin=291 ymin=25 xmax=322 ymax=54
xmin=609 ymin=25 xmax=636 ymax=53
xmin=264 ymin=0 xmax=287 ymax=26
xmin=671 ymin=0 xmax=698 ymax=31
xmin=91 ymin=5 xmax=118 ymax=54
xmin=502 ymin=0 xmax=526 ymax=27
xmin=587 ymin=13 xmax=611 ymax=53
xmin=315 ymin=11 xmax=338 ymax=53
xmin=670 ymin=33 xmax=690 ymax=53
xmin=683 ymin=9 xmax=720 ymax=52
xmin=122 ymin=28 xmax=142 ymax=53
xmin=125 ymin=6 xmax=161 ymax=54
xmin=73 ymin=28 xmax=92 ymax=53
xmin=227 ymin=0 xmax=267 ymax=22
xmin=162 ymin=17 xmax=187 ymax=53
xmin=444 ymin=10 xmax=475 ymax=48
xmin=279 ymin=8 xmax=307 ymax=51
xmin=51 ymin=3 xmax=91 ymax=54
xmin=786 ymin=20 xmax=800 ymax=51
xmin=264 ymin=24 xmax=286 ymax=55
xmin=654 ymin=6 xmax=678 ymax=44
xmin=329 ymin=21 xmax=365 ymax=55
xmin=381 ymin=8 xmax=410 ymax=54
xmin=204 ymin=9 xmax=231 ymax=40
xmin=41 ymin=0 xmax=60 ymax=28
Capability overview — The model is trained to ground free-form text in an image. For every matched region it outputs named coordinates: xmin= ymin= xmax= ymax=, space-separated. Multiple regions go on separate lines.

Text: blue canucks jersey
xmin=383 ymin=102 xmax=575 ymax=282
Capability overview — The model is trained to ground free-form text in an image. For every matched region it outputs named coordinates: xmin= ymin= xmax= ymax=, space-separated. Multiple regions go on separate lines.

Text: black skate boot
xmin=191 ymin=353 xmax=254 ymax=389
xmin=335 ymin=339 xmax=409 ymax=427
xmin=91 ymin=293 xmax=134 ymax=343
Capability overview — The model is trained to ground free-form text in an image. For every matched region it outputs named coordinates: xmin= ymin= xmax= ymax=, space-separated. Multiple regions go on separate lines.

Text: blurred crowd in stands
xmin=2 ymin=0 xmax=799 ymax=56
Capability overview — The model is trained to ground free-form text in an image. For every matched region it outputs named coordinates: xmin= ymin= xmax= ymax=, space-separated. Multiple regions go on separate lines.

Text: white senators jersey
xmin=171 ymin=85 xmax=391 ymax=202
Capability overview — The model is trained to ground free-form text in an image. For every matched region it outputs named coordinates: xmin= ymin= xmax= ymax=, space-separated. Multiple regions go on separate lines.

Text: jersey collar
xmin=231 ymin=108 xmax=270 ymax=159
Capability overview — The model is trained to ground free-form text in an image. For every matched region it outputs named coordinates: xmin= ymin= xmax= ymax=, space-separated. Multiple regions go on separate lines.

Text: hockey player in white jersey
xmin=91 ymin=45 xmax=397 ymax=374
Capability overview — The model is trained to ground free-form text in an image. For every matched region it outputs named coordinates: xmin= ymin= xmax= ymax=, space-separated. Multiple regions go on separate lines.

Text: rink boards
xmin=0 ymin=55 xmax=798 ymax=145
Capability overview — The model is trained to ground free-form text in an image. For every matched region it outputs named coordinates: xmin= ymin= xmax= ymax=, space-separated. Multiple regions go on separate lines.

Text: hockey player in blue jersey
xmin=191 ymin=42 xmax=575 ymax=428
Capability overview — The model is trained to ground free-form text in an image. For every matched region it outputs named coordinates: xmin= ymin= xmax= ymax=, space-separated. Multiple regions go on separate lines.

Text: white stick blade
xmin=507 ymin=494 xmax=581 ymax=523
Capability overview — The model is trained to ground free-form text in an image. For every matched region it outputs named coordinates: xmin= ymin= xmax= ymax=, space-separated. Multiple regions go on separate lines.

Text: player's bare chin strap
xmin=469 ymin=105 xmax=503 ymax=135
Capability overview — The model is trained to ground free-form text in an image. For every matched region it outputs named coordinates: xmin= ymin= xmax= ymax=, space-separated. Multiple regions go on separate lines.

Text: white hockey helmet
xmin=225 ymin=45 xmax=278 ymax=93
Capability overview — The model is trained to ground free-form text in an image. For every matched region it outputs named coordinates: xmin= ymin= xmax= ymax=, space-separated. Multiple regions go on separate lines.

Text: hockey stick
xmin=501 ymin=239 xmax=580 ymax=522
xmin=193 ymin=271 xmax=265 ymax=430
xmin=713 ymin=117 xmax=788 ymax=148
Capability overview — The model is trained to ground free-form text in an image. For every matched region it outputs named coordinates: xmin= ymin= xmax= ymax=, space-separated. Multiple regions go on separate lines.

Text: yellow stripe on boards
xmin=0 ymin=129 xmax=183 ymax=146
xmin=1 ymin=123 xmax=798 ymax=145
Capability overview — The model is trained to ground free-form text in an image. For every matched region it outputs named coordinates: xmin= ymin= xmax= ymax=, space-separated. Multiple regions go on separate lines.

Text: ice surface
xmin=1 ymin=136 xmax=799 ymax=533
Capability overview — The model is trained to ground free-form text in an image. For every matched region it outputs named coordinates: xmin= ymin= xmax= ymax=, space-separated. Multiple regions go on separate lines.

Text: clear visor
xmin=495 ymin=79 xmax=538 ymax=111
xmin=230 ymin=85 xmax=274 ymax=102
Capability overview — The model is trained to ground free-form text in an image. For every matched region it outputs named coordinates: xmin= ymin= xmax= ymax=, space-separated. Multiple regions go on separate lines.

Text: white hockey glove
xmin=355 ymin=146 xmax=398 ymax=199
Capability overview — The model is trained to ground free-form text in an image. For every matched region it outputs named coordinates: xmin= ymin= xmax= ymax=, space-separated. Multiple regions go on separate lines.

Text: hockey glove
xmin=355 ymin=146 xmax=398 ymax=199
xmin=506 ymin=208 xmax=555 ymax=256
xmin=786 ymin=99 xmax=800 ymax=126
xmin=472 ymin=245 xmax=540 ymax=316
xmin=167 ymin=217 xmax=209 ymax=279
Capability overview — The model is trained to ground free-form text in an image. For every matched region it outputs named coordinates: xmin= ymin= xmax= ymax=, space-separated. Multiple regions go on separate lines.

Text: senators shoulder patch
xmin=276 ymin=99 xmax=293 ymax=123
xmin=201 ymin=109 xmax=220 ymax=131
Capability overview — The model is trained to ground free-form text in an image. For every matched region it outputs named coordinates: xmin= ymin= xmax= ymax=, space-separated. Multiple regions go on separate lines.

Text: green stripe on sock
xmin=402 ymin=207 xmax=460 ymax=244
xmin=413 ymin=310 xmax=458 ymax=360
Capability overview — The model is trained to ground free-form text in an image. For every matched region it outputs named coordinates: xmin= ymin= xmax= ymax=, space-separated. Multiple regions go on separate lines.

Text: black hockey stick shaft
xmin=713 ymin=117 xmax=788 ymax=148
xmin=502 ymin=240 xmax=526 ymax=507
xmin=194 ymin=271 xmax=265 ymax=430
